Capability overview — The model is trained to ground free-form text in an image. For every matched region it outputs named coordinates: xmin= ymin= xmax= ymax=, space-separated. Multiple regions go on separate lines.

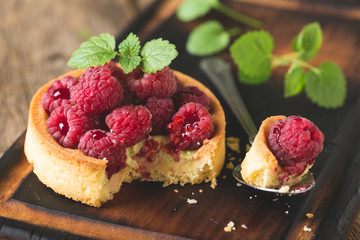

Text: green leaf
xmin=67 ymin=33 xmax=116 ymax=69
xmin=305 ymin=62 xmax=346 ymax=108
xmin=186 ymin=20 xmax=230 ymax=56
xmin=230 ymin=30 xmax=274 ymax=84
xmin=118 ymin=33 xmax=141 ymax=73
xmin=284 ymin=62 xmax=305 ymax=97
xmin=176 ymin=0 xmax=218 ymax=22
xmin=292 ymin=22 xmax=323 ymax=61
xmin=118 ymin=32 xmax=141 ymax=58
xmin=140 ymin=38 xmax=178 ymax=73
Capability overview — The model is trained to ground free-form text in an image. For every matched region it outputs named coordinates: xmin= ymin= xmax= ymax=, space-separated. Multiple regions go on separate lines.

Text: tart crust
xmin=240 ymin=115 xmax=311 ymax=189
xmin=24 ymin=68 xmax=226 ymax=207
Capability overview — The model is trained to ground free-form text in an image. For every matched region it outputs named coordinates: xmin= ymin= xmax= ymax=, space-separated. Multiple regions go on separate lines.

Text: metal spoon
xmin=199 ymin=57 xmax=315 ymax=195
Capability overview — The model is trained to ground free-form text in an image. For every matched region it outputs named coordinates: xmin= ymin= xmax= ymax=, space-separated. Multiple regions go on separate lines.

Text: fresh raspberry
xmin=71 ymin=66 xmax=123 ymax=114
xmin=103 ymin=60 xmax=126 ymax=82
xmin=127 ymin=66 xmax=177 ymax=100
xmin=268 ymin=116 xmax=324 ymax=176
xmin=46 ymin=104 xmax=95 ymax=148
xmin=78 ymin=129 xmax=127 ymax=179
xmin=167 ymin=102 xmax=213 ymax=150
xmin=173 ymin=86 xmax=210 ymax=109
xmin=41 ymin=75 xmax=78 ymax=112
xmin=145 ymin=97 xmax=175 ymax=134
xmin=105 ymin=106 xmax=152 ymax=147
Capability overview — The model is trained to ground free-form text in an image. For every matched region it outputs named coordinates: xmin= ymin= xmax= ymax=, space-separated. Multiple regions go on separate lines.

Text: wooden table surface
xmin=0 ymin=0 xmax=359 ymax=239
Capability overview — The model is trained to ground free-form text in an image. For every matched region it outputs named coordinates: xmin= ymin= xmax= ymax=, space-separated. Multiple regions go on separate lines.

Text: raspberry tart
xmin=24 ymin=33 xmax=225 ymax=207
xmin=240 ymin=115 xmax=323 ymax=190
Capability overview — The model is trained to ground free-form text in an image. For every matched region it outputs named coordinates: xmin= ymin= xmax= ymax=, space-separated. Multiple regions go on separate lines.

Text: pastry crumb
xmin=285 ymin=211 xmax=289 ymax=214
xmin=199 ymin=189 xmax=203 ymax=193
xmin=236 ymin=183 xmax=242 ymax=187
xmin=226 ymin=162 xmax=234 ymax=169
xmin=241 ymin=224 xmax=247 ymax=229
xmin=306 ymin=213 xmax=314 ymax=219
xmin=223 ymin=175 xmax=227 ymax=179
xmin=174 ymin=189 xmax=179 ymax=193
xmin=226 ymin=137 xmax=240 ymax=153
xmin=187 ymin=198 xmax=197 ymax=204
xmin=272 ymin=198 xmax=278 ymax=201
xmin=224 ymin=221 xmax=236 ymax=232
xmin=303 ymin=226 xmax=312 ymax=232
xmin=228 ymin=156 xmax=237 ymax=161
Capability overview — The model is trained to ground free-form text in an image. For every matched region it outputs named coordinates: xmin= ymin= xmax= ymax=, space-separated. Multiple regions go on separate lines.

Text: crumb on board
xmin=223 ymin=175 xmax=227 ymax=179
xmin=228 ymin=156 xmax=237 ymax=161
xmin=226 ymin=162 xmax=235 ymax=169
xmin=272 ymin=198 xmax=278 ymax=201
xmin=226 ymin=137 xmax=241 ymax=153
xmin=285 ymin=211 xmax=289 ymax=214
xmin=199 ymin=189 xmax=203 ymax=193
xmin=187 ymin=198 xmax=197 ymax=204
xmin=236 ymin=183 xmax=242 ymax=187
xmin=224 ymin=221 xmax=236 ymax=232
xmin=306 ymin=213 xmax=314 ymax=219
xmin=174 ymin=189 xmax=179 ymax=193
xmin=241 ymin=224 xmax=247 ymax=229
xmin=303 ymin=226 xmax=312 ymax=232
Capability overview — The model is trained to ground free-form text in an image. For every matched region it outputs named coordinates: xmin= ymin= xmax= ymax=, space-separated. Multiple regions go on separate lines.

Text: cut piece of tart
xmin=240 ymin=115 xmax=323 ymax=190
xmin=24 ymin=68 xmax=226 ymax=207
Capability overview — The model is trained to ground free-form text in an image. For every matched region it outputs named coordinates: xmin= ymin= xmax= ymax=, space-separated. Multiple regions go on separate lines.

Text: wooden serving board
xmin=1 ymin=0 xmax=360 ymax=239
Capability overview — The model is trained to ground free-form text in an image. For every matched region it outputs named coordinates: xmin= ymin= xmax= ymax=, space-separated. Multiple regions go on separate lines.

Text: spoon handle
xmin=199 ymin=57 xmax=257 ymax=143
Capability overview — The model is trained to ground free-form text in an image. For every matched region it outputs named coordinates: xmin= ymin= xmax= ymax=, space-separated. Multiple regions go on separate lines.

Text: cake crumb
xmin=249 ymin=196 xmax=252 ymax=199
xmin=199 ymin=189 xmax=203 ymax=193
xmin=174 ymin=189 xmax=179 ymax=193
xmin=192 ymin=192 xmax=194 ymax=195
xmin=228 ymin=156 xmax=237 ymax=161
xmin=306 ymin=213 xmax=314 ymax=219
xmin=303 ymin=226 xmax=312 ymax=232
xmin=272 ymin=198 xmax=278 ymax=201
xmin=226 ymin=162 xmax=235 ymax=169
xmin=224 ymin=221 xmax=236 ymax=232
xmin=236 ymin=183 xmax=242 ymax=187
xmin=285 ymin=211 xmax=289 ymax=214
xmin=226 ymin=137 xmax=241 ymax=153
xmin=241 ymin=224 xmax=247 ymax=229
xmin=187 ymin=198 xmax=197 ymax=204
xmin=223 ymin=175 xmax=227 ymax=179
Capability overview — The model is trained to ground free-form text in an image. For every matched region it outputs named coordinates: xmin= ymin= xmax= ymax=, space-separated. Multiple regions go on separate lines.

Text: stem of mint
xmin=213 ymin=2 xmax=263 ymax=29
xmin=271 ymin=52 xmax=317 ymax=71
xmin=226 ymin=27 xmax=241 ymax=37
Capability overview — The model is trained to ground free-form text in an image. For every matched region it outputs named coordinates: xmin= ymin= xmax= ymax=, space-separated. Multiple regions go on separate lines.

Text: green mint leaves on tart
xmin=229 ymin=22 xmax=346 ymax=109
xmin=67 ymin=33 xmax=117 ymax=69
xmin=67 ymin=32 xmax=178 ymax=74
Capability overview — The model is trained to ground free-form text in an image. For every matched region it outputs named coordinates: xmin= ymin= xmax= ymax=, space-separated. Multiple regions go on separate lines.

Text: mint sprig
xmin=229 ymin=22 xmax=347 ymax=109
xmin=67 ymin=33 xmax=178 ymax=74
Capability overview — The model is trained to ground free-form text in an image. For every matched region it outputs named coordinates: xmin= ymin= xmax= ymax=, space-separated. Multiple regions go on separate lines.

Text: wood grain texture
xmin=0 ymin=0 xmax=360 ymax=239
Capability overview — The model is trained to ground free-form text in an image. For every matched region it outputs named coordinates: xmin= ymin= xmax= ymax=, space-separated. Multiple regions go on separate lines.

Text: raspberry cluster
xmin=267 ymin=116 xmax=324 ymax=176
xmin=43 ymin=61 xmax=214 ymax=179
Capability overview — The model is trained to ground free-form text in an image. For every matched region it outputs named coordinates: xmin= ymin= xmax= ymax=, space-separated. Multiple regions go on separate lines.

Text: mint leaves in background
xmin=229 ymin=22 xmax=346 ymax=109
xmin=68 ymin=33 xmax=178 ymax=74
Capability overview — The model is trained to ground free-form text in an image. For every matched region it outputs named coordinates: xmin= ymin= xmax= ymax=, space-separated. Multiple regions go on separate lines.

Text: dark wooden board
xmin=1 ymin=0 xmax=360 ymax=239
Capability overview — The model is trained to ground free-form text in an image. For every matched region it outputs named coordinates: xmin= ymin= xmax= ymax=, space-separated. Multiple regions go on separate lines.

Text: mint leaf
xmin=118 ymin=33 xmax=141 ymax=73
xmin=230 ymin=30 xmax=274 ymax=84
xmin=284 ymin=62 xmax=305 ymax=97
xmin=177 ymin=0 xmax=218 ymax=22
xmin=67 ymin=33 xmax=116 ymax=69
xmin=118 ymin=32 xmax=141 ymax=58
xmin=292 ymin=22 xmax=322 ymax=61
xmin=140 ymin=38 xmax=178 ymax=73
xmin=238 ymin=68 xmax=270 ymax=84
xmin=186 ymin=20 xmax=230 ymax=56
xmin=305 ymin=62 xmax=346 ymax=108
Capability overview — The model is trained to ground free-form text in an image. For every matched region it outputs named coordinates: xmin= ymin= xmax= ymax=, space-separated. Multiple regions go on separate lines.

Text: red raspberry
xmin=46 ymin=104 xmax=95 ymax=148
xmin=167 ymin=102 xmax=213 ymax=150
xmin=105 ymin=106 xmax=152 ymax=147
xmin=42 ymin=75 xmax=78 ymax=112
xmin=78 ymin=129 xmax=127 ymax=179
xmin=71 ymin=66 xmax=123 ymax=114
xmin=173 ymin=86 xmax=210 ymax=109
xmin=127 ymin=66 xmax=177 ymax=100
xmin=145 ymin=97 xmax=175 ymax=134
xmin=103 ymin=60 xmax=126 ymax=82
xmin=268 ymin=116 xmax=324 ymax=176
